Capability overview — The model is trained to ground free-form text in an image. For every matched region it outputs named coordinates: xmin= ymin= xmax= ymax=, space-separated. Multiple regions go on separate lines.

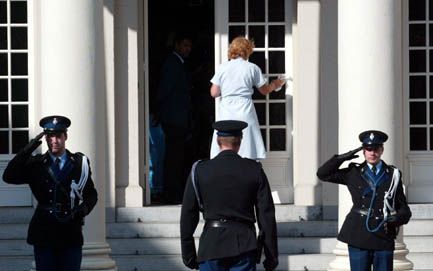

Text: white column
xmin=330 ymin=1 xmax=412 ymax=270
xmin=114 ymin=0 xmax=144 ymax=207
xmin=293 ymin=0 xmax=322 ymax=205
xmin=37 ymin=1 xmax=116 ymax=270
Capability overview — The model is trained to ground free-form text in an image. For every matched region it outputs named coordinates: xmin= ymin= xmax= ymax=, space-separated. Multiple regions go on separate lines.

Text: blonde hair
xmin=217 ymin=136 xmax=242 ymax=148
xmin=228 ymin=36 xmax=255 ymax=60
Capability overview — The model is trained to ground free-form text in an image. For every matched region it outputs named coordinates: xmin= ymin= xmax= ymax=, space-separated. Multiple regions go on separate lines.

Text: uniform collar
xmin=173 ymin=51 xmax=184 ymax=63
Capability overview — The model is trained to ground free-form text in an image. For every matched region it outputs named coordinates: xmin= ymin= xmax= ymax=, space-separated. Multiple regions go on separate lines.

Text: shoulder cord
xmin=190 ymin=160 xmax=204 ymax=212
xmin=70 ymin=155 xmax=89 ymax=210
xmin=365 ymin=167 xmax=400 ymax=232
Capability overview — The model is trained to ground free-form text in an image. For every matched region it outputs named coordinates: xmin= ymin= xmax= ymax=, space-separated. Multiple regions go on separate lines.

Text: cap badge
xmin=369 ymin=133 xmax=374 ymax=140
xmin=52 ymin=117 xmax=58 ymax=125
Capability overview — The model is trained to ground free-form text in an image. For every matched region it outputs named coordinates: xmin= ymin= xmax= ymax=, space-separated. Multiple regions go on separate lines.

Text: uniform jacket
xmin=180 ymin=150 xmax=278 ymax=264
xmin=317 ymin=155 xmax=411 ymax=250
xmin=2 ymin=149 xmax=98 ymax=248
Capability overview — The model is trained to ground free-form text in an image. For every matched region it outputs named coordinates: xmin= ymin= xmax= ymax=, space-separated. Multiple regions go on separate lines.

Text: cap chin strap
xmin=70 ymin=155 xmax=89 ymax=210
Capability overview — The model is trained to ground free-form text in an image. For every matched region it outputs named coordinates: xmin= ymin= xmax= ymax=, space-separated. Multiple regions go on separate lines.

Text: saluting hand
xmin=336 ymin=146 xmax=363 ymax=161
xmin=21 ymin=131 xmax=45 ymax=155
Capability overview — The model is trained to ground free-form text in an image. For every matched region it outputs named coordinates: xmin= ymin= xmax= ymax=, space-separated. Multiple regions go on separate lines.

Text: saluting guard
xmin=180 ymin=120 xmax=278 ymax=271
xmin=317 ymin=130 xmax=411 ymax=271
xmin=2 ymin=115 xmax=98 ymax=271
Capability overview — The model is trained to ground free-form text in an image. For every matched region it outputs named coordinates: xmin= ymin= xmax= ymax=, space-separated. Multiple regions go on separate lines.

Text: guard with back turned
xmin=180 ymin=120 xmax=278 ymax=271
xmin=2 ymin=115 xmax=98 ymax=271
xmin=316 ymin=130 xmax=411 ymax=271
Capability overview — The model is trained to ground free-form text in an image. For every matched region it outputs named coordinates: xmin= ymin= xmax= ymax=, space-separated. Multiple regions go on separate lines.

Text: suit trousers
xmin=34 ymin=245 xmax=82 ymax=271
xmin=348 ymin=245 xmax=393 ymax=271
xmin=199 ymin=250 xmax=256 ymax=271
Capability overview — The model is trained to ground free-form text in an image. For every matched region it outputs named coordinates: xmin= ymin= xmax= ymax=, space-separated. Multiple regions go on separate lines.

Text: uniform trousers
xmin=34 ymin=245 xmax=82 ymax=271
xmin=199 ymin=250 xmax=256 ymax=271
xmin=348 ymin=245 xmax=393 ymax=271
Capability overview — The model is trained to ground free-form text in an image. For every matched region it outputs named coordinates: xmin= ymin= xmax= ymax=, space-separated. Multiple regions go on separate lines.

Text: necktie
xmin=371 ymin=165 xmax=377 ymax=176
xmin=53 ymin=157 xmax=61 ymax=174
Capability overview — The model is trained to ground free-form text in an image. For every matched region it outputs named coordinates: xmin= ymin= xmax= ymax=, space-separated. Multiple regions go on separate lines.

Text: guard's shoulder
xmin=194 ymin=158 xmax=209 ymax=168
xmin=242 ymin=157 xmax=263 ymax=168
xmin=69 ymin=151 xmax=87 ymax=163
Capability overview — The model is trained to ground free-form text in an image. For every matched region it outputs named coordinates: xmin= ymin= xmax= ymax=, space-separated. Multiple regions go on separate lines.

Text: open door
xmin=145 ymin=0 xmax=215 ymax=204
xmin=215 ymin=0 xmax=294 ymax=203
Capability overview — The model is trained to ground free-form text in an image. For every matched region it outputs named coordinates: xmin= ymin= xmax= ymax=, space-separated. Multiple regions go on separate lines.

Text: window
xmin=0 ymin=0 xmax=29 ymax=154
xmin=228 ymin=0 xmax=288 ymax=151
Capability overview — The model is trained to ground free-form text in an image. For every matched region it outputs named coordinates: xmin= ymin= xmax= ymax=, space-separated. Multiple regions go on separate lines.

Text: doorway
xmin=147 ymin=0 xmax=215 ymax=204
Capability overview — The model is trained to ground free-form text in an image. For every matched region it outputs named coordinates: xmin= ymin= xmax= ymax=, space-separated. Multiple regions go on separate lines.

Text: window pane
xmin=269 ymin=25 xmax=285 ymax=47
xmin=0 ymin=104 xmax=8 ymax=128
xmin=252 ymin=86 xmax=265 ymax=100
xmin=0 ymin=131 xmax=8 ymax=154
xmin=249 ymin=51 xmax=265 ymax=71
xmin=270 ymin=128 xmax=285 ymax=151
xmin=409 ymin=50 xmax=426 ymax=72
xmin=11 ymin=53 xmax=27 ymax=75
xmin=269 ymin=51 xmax=285 ymax=74
xmin=269 ymin=103 xmax=285 ymax=125
xmin=10 ymin=1 xmax=27 ymax=24
xmin=430 ymin=76 xmax=433 ymax=98
xmin=229 ymin=0 xmax=245 ymax=22
xmin=0 ymin=1 xmax=6 ymax=24
xmin=229 ymin=26 xmax=245 ymax=44
xmin=410 ymin=24 xmax=425 ymax=46
xmin=249 ymin=25 xmax=265 ymax=48
xmin=430 ymin=50 xmax=433 ymax=72
xmin=430 ymin=102 xmax=433 ymax=124
xmin=410 ymin=127 xmax=426 ymax=150
xmin=269 ymin=0 xmax=284 ymax=22
xmin=0 ymin=27 xmax=7 ymax=49
xmin=11 ymin=27 xmax=27 ymax=49
xmin=430 ymin=0 xmax=433 ymax=20
xmin=254 ymin=102 xmax=266 ymax=125
xmin=11 ymin=79 xmax=27 ymax=101
xmin=261 ymin=128 xmax=267 ymax=151
xmin=248 ymin=0 xmax=265 ymax=22
xmin=429 ymin=24 xmax=433 ymax=46
xmin=409 ymin=0 xmax=425 ymax=21
xmin=410 ymin=76 xmax=426 ymax=98
xmin=11 ymin=104 xmax=27 ymax=128
xmin=12 ymin=130 xmax=28 ymax=153
xmin=0 ymin=53 xmax=8 ymax=75
xmin=430 ymin=128 xmax=433 ymax=150
xmin=410 ymin=101 xmax=426 ymax=124
xmin=0 ymin=79 xmax=7 ymax=101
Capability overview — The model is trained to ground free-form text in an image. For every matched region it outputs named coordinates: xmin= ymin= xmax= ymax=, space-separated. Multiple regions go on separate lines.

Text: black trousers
xmin=161 ymin=123 xmax=192 ymax=203
xmin=34 ymin=245 xmax=82 ymax=271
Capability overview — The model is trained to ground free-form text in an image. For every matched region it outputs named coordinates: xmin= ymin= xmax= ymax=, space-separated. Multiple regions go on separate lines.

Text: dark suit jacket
xmin=157 ymin=51 xmax=192 ymax=130
xmin=317 ymin=155 xmax=411 ymax=250
xmin=180 ymin=150 xmax=278 ymax=265
xmin=2 ymin=149 xmax=98 ymax=248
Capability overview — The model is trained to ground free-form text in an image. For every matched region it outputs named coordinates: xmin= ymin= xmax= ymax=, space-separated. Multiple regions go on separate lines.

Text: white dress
xmin=210 ymin=58 xmax=267 ymax=159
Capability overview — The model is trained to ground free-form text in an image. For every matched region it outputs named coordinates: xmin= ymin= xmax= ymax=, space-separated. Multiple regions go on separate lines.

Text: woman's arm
xmin=257 ymin=78 xmax=285 ymax=95
xmin=210 ymin=84 xmax=221 ymax=98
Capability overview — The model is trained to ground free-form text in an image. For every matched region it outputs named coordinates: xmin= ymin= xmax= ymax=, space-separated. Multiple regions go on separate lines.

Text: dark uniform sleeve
xmin=255 ymin=167 xmax=278 ymax=270
xmin=180 ymin=172 xmax=200 ymax=269
xmin=316 ymin=155 xmax=350 ymax=185
xmin=2 ymin=151 xmax=32 ymax=184
xmin=73 ymin=155 xmax=98 ymax=219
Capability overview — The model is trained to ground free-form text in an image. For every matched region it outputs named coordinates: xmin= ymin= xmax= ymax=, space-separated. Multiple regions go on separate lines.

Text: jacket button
xmin=362 ymin=205 xmax=365 ymax=207
xmin=49 ymin=210 xmax=53 ymax=214
xmin=49 ymin=200 xmax=52 ymax=203
xmin=362 ymin=196 xmax=365 ymax=199
xmin=49 ymin=189 xmax=52 ymax=193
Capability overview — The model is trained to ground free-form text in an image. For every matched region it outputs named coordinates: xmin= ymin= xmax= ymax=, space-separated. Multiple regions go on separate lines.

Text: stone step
xmin=0 ymin=256 xmax=33 ymax=271
xmin=108 ymin=237 xmax=337 ymax=255
xmin=0 ymin=240 xmax=32 ymax=256
xmin=405 ymin=236 xmax=433 ymax=253
xmin=107 ymin=221 xmax=338 ymax=239
xmin=112 ymin=254 xmax=335 ymax=271
xmin=407 ymin=253 xmax=433 ymax=270
xmin=116 ymin=205 xmax=324 ymax=223
xmin=0 ymin=207 xmax=32 ymax=224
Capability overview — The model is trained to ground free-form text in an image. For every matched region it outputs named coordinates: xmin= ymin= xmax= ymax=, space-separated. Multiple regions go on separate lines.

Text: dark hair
xmin=174 ymin=31 xmax=193 ymax=44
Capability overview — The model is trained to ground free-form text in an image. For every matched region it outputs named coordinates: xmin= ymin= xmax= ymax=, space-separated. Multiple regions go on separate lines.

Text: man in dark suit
xmin=317 ymin=130 xmax=411 ymax=271
xmin=157 ymin=32 xmax=193 ymax=203
xmin=180 ymin=120 xmax=278 ymax=271
xmin=2 ymin=115 xmax=98 ymax=271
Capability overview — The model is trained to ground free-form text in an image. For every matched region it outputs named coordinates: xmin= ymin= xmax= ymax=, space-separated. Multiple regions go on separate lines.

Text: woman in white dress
xmin=209 ymin=37 xmax=285 ymax=160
